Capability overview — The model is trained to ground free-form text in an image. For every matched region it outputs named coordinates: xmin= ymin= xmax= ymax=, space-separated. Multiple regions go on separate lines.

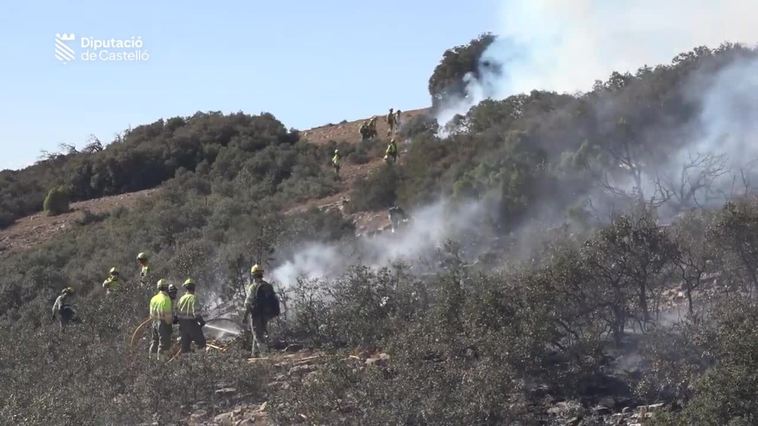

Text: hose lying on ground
xmin=130 ymin=317 xmax=151 ymax=348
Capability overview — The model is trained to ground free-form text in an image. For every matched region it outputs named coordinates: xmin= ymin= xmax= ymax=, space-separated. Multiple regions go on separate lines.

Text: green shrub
xmin=349 ymin=165 xmax=400 ymax=212
xmin=43 ymin=186 xmax=70 ymax=216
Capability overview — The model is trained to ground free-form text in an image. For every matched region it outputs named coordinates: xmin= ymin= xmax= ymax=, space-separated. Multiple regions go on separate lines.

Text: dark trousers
xmin=179 ymin=319 xmax=206 ymax=353
xmin=59 ymin=307 xmax=74 ymax=328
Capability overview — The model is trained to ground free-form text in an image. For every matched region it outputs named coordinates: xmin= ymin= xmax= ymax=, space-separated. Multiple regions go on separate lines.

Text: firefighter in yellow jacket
xmin=385 ymin=139 xmax=398 ymax=163
xmin=176 ymin=278 xmax=207 ymax=354
xmin=137 ymin=252 xmax=150 ymax=287
xmin=149 ymin=279 xmax=173 ymax=361
xmin=332 ymin=149 xmax=342 ymax=178
xmin=102 ymin=267 xmax=120 ymax=294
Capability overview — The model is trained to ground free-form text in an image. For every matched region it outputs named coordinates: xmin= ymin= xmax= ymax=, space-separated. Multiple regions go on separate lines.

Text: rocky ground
xmin=547 ymin=399 xmax=667 ymax=425
xmin=184 ymin=347 xmax=392 ymax=425
xmin=176 ymin=335 xmax=670 ymax=426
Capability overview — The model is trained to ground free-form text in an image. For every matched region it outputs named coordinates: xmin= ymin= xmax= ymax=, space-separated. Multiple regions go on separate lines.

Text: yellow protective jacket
xmin=102 ymin=276 xmax=120 ymax=292
xmin=149 ymin=291 xmax=173 ymax=324
xmin=176 ymin=293 xmax=203 ymax=320
xmin=140 ymin=265 xmax=150 ymax=282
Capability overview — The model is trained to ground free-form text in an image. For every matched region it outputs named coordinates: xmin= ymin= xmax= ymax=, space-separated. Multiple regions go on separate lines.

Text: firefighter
xmin=102 ymin=267 xmax=120 ymax=294
xmin=368 ymin=116 xmax=378 ymax=138
xmin=167 ymin=283 xmax=179 ymax=324
xmin=387 ymin=108 xmax=396 ymax=136
xmin=395 ymin=109 xmax=402 ymax=129
xmin=137 ymin=252 xmax=150 ymax=287
xmin=51 ymin=287 xmax=76 ymax=332
xmin=149 ymin=279 xmax=174 ymax=361
xmin=385 ymin=138 xmax=398 ymax=164
xmin=244 ymin=264 xmax=280 ymax=357
xmin=360 ymin=120 xmax=370 ymax=141
xmin=388 ymin=205 xmax=409 ymax=233
xmin=167 ymin=283 xmax=178 ymax=302
xmin=332 ymin=149 xmax=342 ymax=177
xmin=176 ymin=279 xmax=206 ymax=354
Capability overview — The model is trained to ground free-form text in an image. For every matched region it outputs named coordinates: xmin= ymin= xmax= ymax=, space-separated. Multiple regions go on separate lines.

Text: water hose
xmin=130 ymin=317 xmax=151 ymax=348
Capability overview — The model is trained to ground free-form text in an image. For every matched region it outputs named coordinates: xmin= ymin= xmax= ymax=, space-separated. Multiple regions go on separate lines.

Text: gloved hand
xmin=197 ymin=317 xmax=206 ymax=328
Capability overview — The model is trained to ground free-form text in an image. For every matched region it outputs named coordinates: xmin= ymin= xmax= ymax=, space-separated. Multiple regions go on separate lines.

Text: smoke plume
xmin=275 ymin=2 xmax=758 ymax=289
xmin=271 ymin=200 xmax=488 ymax=288
xmin=437 ymin=0 xmax=758 ymax=126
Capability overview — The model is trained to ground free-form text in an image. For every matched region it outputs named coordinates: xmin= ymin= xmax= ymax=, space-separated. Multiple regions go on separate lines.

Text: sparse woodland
xmin=1 ymin=39 xmax=758 ymax=424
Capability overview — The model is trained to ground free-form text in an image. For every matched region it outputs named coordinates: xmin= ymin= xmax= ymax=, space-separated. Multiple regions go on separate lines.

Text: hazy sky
xmin=0 ymin=0 xmax=498 ymax=170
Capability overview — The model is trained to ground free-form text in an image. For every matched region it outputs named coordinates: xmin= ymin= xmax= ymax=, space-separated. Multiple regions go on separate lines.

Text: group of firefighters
xmin=332 ymin=108 xmax=402 ymax=177
xmin=51 ymin=252 xmax=281 ymax=360
xmin=359 ymin=107 xmax=402 ymax=141
xmin=52 ymin=108 xmax=409 ymax=358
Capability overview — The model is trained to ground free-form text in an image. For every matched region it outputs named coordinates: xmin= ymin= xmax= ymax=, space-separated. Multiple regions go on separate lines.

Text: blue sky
xmin=0 ymin=0 xmax=499 ymax=170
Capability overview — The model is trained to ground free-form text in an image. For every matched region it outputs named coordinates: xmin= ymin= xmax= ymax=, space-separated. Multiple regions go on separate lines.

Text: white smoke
xmin=275 ymin=2 xmax=758 ymax=288
xmin=436 ymin=0 xmax=758 ymax=128
xmin=271 ymin=243 xmax=342 ymax=289
xmin=617 ymin=54 xmax=758 ymax=217
xmin=271 ymin=200 xmax=488 ymax=289
xmin=691 ymin=56 xmax=758 ymax=162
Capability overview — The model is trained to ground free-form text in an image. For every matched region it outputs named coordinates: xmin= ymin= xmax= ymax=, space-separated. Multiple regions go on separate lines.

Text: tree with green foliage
xmin=428 ymin=33 xmax=498 ymax=108
xmin=43 ymin=186 xmax=70 ymax=216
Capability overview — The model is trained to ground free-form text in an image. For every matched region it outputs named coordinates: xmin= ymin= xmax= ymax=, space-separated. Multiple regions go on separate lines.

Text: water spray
xmin=204 ymin=324 xmax=241 ymax=336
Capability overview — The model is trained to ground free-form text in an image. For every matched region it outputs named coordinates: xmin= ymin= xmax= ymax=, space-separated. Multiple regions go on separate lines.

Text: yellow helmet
xmin=156 ymin=279 xmax=169 ymax=291
xmin=62 ymin=287 xmax=74 ymax=295
xmin=109 ymin=267 xmax=119 ymax=276
xmin=251 ymin=264 xmax=263 ymax=275
xmin=137 ymin=252 xmax=148 ymax=261
xmin=182 ymin=278 xmax=195 ymax=288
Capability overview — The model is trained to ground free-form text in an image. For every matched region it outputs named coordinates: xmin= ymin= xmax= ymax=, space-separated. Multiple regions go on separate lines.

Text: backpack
xmin=253 ymin=281 xmax=281 ymax=319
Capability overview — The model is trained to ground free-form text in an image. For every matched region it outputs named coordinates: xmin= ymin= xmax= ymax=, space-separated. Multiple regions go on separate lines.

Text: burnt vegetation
xmin=1 ymin=39 xmax=758 ymax=424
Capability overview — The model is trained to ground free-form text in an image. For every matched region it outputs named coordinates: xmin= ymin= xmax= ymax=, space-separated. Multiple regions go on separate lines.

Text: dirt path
xmin=302 ymin=107 xmax=427 ymax=146
xmin=294 ymin=107 xmax=428 ymax=232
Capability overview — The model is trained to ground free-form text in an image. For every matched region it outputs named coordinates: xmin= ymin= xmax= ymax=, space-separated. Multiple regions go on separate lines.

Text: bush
xmin=43 ymin=186 xmax=70 ymax=216
xmin=349 ymin=166 xmax=400 ymax=212
xmin=75 ymin=209 xmax=109 ymax=226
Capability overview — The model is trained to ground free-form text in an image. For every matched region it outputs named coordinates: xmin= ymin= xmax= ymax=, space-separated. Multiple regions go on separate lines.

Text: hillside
xmin=301 ymin=108 xmax=428 ymax=146
xmin=0 ymin=108 xmax=428 ymax=254
xmin=0 ymin=189 xmax=157 ymax=253
xmin=2 ymin=42 xmax=758 ymax=425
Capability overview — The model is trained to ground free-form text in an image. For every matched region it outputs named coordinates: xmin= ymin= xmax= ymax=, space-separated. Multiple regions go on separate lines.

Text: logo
xmin=54 ymin=33 xmax=151 ymax=64
xmin=55 ymin=33 xmax=76 ymax=63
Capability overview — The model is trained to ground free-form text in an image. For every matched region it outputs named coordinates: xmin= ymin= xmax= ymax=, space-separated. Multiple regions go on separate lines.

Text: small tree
xmin=43 ymin=186 xmax=70 ymax=216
